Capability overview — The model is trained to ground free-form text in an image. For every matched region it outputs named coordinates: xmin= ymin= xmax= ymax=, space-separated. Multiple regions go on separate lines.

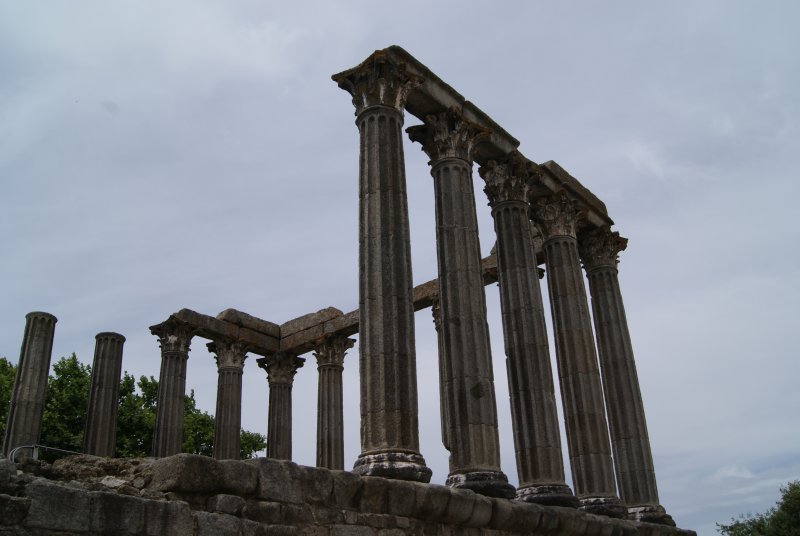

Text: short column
xmin=257 ymin=352 xmax=305 ymax=461
xmin=2 ymin=312 xmax=57 ymax=459
xmin=579 ymin=228 xmax=674 ymax=525
xmin=208 ymin=339 xmax=248 ymax=460
xmin=531 ymin=193 xmax=625 ymax=517
xmin=408 ymin=109 xmax=514 ymax=499
xmin=332 ymin=51 xmax=431 ymax=482
xmin=83 ymin=332 xmax=126 ymax=457
xmin=150 ymin=318 xmax=194 ymax=458
xmin=313 ymin=335 xmax=355 ymax=470
xmin=479 ymin=156 xmax=576 ymax=507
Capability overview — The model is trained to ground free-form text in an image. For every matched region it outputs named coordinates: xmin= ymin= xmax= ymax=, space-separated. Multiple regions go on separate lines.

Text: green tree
xmin=40 ymin=354 xmax=91 ymax=454
xmin=718 ymin=481 xmax=800 ymax=536
xmin=0 ymin=357 xmax=17 ymax=440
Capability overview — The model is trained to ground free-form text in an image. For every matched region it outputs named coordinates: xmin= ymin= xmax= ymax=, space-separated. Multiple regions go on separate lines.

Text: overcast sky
xmin=1 ymin=2 xmax=798 ymax=534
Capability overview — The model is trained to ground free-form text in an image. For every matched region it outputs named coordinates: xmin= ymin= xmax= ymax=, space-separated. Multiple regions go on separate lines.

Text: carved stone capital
xmin=207 ymin=339 xmax=248 ymax=370
xmin=407 ymin=108 xmax=489 ymax=163
xmin=430 ymin=295 xmax=443 ymax=332
xmin=479 ymin=153 xmax=540 ymax=206
xmin=150 ymin=318 xmax=194 ymax=354
xmin=531 ymin=192 xmax=585 ymax=240
xmin=313 ymin=336 xmax=355 ymax=368
xmin=332 ymin=51 xmax=421 ymax=116
xmin=578 ymin=228 xmax=629 ymax=272
xmin=257 ymin=352 xmax=305 ymax=386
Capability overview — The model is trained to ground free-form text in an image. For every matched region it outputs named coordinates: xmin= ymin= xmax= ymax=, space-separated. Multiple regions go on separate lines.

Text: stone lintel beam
xmin=150 ymin=309 xmax=279 ymax=356
xmin=537 ymin=161 xmax=613 ymax=229
xmin=281 ymin=308 xmax=343 ymax=338
xmin=216 ymin=309 xmax=280 ymax=339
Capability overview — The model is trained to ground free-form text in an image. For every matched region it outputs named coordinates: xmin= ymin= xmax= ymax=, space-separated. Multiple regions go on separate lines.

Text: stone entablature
xmin=0 ymin=454 xmax=695 ymax=536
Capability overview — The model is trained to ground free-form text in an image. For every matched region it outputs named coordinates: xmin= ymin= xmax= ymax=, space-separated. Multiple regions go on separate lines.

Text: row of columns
xmin=2 ymin=312 xmax=127 ymax=460
xmin=333 ymin=53 xmax=671 ymax=523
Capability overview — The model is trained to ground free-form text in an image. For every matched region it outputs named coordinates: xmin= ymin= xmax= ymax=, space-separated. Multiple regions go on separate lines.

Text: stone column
xmin=313 ymin=335 xmax=355 ymax=470
xmin=2 ymin=312 xmax=57 ymax=459
xmin=208 ymin=339 xmax=248 ymax=460
xmin=479 ymin=157 xmax=576 ymax=507
xmin=332 ymin=51 xmax=431 ymax=482
xmin=150 ymin=318 xmax=194 ymax=458
xmin=257 ymin=352 xmax=304 ymax=461
xmin=531 ymin=193 xmax=625 ymax=517
xmin=83 ymin=332 xmax=126 ymax=457
xmin=579 ymin=228 xmax=674 ymax=525
xmin=430 ymin=296 xmax=452 ymax=465
xmin=407 ymin=109 xmax=514 ymax=499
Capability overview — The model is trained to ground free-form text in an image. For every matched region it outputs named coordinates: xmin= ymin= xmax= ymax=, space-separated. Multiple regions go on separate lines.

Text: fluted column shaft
xmin=532 ymin=193 xmax=625 ymax=518
xmin=430 ymin=297 xmax=452 ymax=464
xmin=408 ymin=110 xmax=513 ymax=499
xmin=208 ymin=340 xmax=248 ymax=460
xmin=579 ymin=229 xmax=674 ymax=525
xmin=314 ymin=336 xmax=355 ymax=470
xmin=2 ymin=312 xmax=57 ymax=458
xmin=479 ymin=158 xmax=575 ymax=507
xmin=83 ymin=332 xmax=126 ymax=457
xmin=150 ymin=319 xmax=194 ymax=457
xmin=258 ymin=352 xmax=304 ymax=461
xmin=332 ymin=52 xmax=430 ymax=482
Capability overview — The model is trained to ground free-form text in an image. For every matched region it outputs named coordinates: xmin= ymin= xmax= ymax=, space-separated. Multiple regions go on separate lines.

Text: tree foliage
xmin=718 ymin=481 xmax=800 ymax=536
xmin=0 ymin=355 xmax=266 ymax=460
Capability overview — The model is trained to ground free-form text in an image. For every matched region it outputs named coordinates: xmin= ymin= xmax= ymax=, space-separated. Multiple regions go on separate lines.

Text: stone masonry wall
xmin=0 ymin=454 xmax=695 ymax=536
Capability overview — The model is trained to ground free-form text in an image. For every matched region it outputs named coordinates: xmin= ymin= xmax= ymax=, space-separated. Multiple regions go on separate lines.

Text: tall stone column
xmin=579 ymin=228 xmax=674 ymax=525
xmin=150 ymin=318 xmax=194 ymax=458
xmin=531 ymin=193 xmax=625 ymax=517
xmin=83 ymin=332 xmax=126 ymax=457
xmin=332 ymin=51 xmax=431 ymax=482
xmin=313 ymin=335 xmax=355 ymax=470
xmin=208 ymin=339 xmax=248 ymax=460
xmin=408 ymin=109 xmax=514 ymax=499
xmin=430 ymin=296 xmax=452 ymax=465
xmin=479 ymin=157 xmax=576 ymax=507
xmin=257 ymin=352 xmax=304 ymax=461
xmin=2 ymin=312 xmax=57 ymax=459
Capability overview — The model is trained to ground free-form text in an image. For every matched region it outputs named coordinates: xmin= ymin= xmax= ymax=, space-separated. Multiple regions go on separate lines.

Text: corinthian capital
xmin=313 ymin=335 xmax=355 ymax=368
xmin=479 ymin=152 xmax=540 ymax=206
xmin=332 ymin=51 xmax=422 ymax=115
xmin=150 ymin=318 xmax=194 ymax=354
xmin=407 ymin=108 xmax=489 ymax=163
xmin=207 ymin=339 xmax=248 ymax=370
xmin=578 ymin=228 xmax=629 ymax=271
xmin=531 ymin=192 xmax=585 ymax=240
xmin=257 ymin=352 xmax=305 ymax=386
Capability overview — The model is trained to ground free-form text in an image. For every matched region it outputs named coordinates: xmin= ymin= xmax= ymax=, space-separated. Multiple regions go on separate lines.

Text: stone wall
xmin=0 ymin=454 xmax=695 ymax=535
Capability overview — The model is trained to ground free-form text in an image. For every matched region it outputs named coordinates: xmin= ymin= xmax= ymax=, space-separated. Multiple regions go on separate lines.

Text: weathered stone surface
xmin=194 ymin=511 xmax=241 ymax=536
xmin=281 ymin=307 xmax=343 ymax=337
xmin=216 ymin=309 xmax=280 ymax=338
xmin=0 ymin=494 xmax=29 ymax=525
xmin=207 ymin=493 xmax=246 ymax=515
xmin=145 ymin=453 xmax=223 ymax=492
xmin=242 ymin=499 xmax=283 ymax=524
xmin=245 ymin=458 xmax=304 ymax=504
xmin=218 ymin=460 xmax=258 ymax=496
xmin=331 ymin=469 xmax=363 ymax=508
xmin=24 ymin=479 xmax=90 ymax=531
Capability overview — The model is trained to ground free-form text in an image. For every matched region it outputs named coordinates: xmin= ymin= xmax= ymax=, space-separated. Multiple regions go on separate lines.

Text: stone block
xmin=323 ymin=310 xmax=360 ymax=337
xmin=194 ymin=511 xmax=242 ymax=536
xmin=242 ymin=500 xmax=283 ymax=524
xmin=0 ymin=461 xmax=18 ymax=495
xmin=331 ymin=524 xmax=374 ymax=536
xmin=464 ymin=493 xmax=493 ymax=527
xmin=0 ymin=494 xmax=29 ymax=525
xmin=281 ymin=307 xmax=343 ymax=337
xmin=217 ymin=309 xmax=280 ymax=338
xmin=297 ymin=465 xmax=334 ymax=504
xmin=412 ymin=483 xmax=450 ymax=521
xmin=357 ymin=477 xmax=389 ymax=513
xmin=331 ymin=469 xmax=362 ymax=508
xmin=207 ymin=494 xmax=246 ymax=515
xmin=146 ymin=454 xmax=222 ymax=492
xmin=24 ymin=479 xmax=90 ymax=532
xmin=89 ymin=491 xmax=146 ymax=534
xmin=143 ymin=499 xmax=193 ymax=536
xmin=219 ymin=459 xmax=259 ymax=496
xmin=284 ymin=503 xmax=314 ymax=523
xmin=441 ymin=487 xmax=476 ymax=525
xmin=383 ymin=479 xmax=416 ymax=518
xmin=246 ymin=458 xmax=304 ymax=504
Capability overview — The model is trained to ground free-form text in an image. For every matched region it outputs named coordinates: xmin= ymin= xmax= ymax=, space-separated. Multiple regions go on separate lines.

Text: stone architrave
xmin=207 ymin=339 xmax=248 ymax=460
xmin=579 ymin=228 xmax=674 ymax=525
xmin=479 ymin=156 xmax=576 ymax=507
xmin=257 ymin=352 xmax=305 ymax=461
xmin=531 ymin=192 xmax=625 ymax=517
xmin=150 ymin=318 xmax=195 ymax=458
xmin=2 ymin=312 xmax=57 ymax=459
xmin=332 ymin=51 xmax=431 ymax=483
xmin=313 ymin=335 xmax=355 ymax=470
xmin=83 ymin=332 xmax=126 ymax=457
xmin=407 ymin=109 xmax=514 ymax=499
